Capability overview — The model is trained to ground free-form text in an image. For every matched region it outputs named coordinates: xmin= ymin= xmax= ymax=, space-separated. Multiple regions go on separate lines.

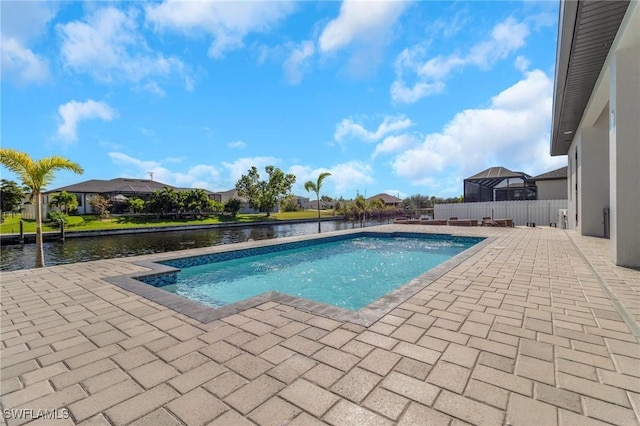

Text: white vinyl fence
xmin=435 ymin=200 xmax=568 ymax=226
xmin=20 ymin=204 xmax=46 ymax=220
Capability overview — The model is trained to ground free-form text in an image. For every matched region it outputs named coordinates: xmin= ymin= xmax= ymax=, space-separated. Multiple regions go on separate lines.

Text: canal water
xmin=1 ymin=220 xmax=385 ymax=271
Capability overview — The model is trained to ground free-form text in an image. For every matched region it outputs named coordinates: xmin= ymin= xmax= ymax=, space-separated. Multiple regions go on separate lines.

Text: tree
xmin=89 ymin=195 xmax=111 ymax=220
xmin=128 ymin=197 xmax=145 ymax=213
xmin=0 ymin=149 xmax=83 ymax=268
xmin=182 ymin=189 xmax=211 ymax=215
xmin=224 ymin=198 xmax=242 ymax=217
xmin=235 ymin=166 xmax=296 ymax=217
xmin=0 ymin=179 xmax=25 ymax=218
xmin=304 ymin=172 xmax=331 ymax=233
xmin=148 ymin=187 xmax=181 ymax=217
xmin=280 ymin=194 xmax=300 ymax=212
xmin=48 ymin=191 xmax=78 ymax=215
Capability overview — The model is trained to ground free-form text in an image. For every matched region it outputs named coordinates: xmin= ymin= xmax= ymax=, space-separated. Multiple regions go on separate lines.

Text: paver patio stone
xmin=127 ymin=408 xmax=182 ymax=426
xmin=312 ymin=346 xmax=360 ymax=372
xmin=248 ymin=396 xmax=301 ymax=426
xmin=381 ymin=371 xmax=440 ymax=406
xmin=426 ymin=360 xmax=471 ymax=393
xmin=323 ymin=399 xmax=392 ymax=426
xmin=330 ymin=367 xmax=382 ymax=403
xmin=435 ymin=390 xmax=506 ymax=425
xmin=203 ymin=371 xmax=248 ymax=399
xmin=397 ymin=402 xmax=452 ymax=426
xmin=110 ymin=346 xmax=157 ymax=371
xmin=279 ymin=378 xmax=339 ymax=417
xmin=50 ymin=359 xmax=116 ymax=390
xmin=258 ymin=344 xmax=296 ymax=365
xmin=128 ymin=359 xmax=178 ymax=389
xmin=506 ymin=392 xmax=558 ymax=426
xmin=225 ymin=375 xmax=285 ymax=415
xmin=67 ymin=379 xmax=142 ymax=422
xmin=166 ymin=387 xmax=228 ymax=426
xmin=516 ymin=354 xmax=556 ymax=385
xmin=167 ymin=360 xmax=227 ymax=393
xmin=224 ymin=353 xmax=274 ymax=380
xmin=104 ymin=383 xmax=178 ymax=425
xmin=169 ymin=351 xmax=209 ymax=373
xmin=207 ymin=410 xmax=253 ymax=426
xmin=533 ymin=382 xmax=583 ymax=413
xmin=358 ymin=348 xmax=402 ymax=376
xmin=267 ymin=353 xmax=316 ymax=384
xmin=362 ymin=387 xmax=409 ymax=420
xmin=81 ymin=369 xmax=129 ymax=394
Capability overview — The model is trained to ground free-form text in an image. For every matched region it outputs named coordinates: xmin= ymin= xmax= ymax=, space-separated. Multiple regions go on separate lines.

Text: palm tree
xmin=49 ymin=190 xmax=78 ymax=214
xmin=0 ymin=149 xmax=83 ymax=268
xmin=304 ymin=172 xmax=331 ymax=233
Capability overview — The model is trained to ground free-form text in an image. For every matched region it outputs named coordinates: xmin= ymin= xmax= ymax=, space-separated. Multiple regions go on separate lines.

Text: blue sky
xmin=1 ymin=0 xmax=566 ymax=200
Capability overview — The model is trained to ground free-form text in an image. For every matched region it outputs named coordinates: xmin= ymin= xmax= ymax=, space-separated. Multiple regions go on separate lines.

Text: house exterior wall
xmin=609 ymin=43 xmax=640 ymax=266
xmin=536 ymin=180 xmax=567 ymax=200
xmin=575 ymin=107 xmax=610 ymax=237
xmin=562 ymin=2 xmax=639 ymax=267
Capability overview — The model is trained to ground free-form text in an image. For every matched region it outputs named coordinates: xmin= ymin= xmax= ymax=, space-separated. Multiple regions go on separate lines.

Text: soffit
xmin=551 ymin=0 xmax=629 ymax=156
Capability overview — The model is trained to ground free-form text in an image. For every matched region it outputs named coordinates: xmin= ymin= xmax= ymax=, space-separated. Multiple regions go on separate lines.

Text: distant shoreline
xmin=0 ymin=217 xmax=347 ymax=245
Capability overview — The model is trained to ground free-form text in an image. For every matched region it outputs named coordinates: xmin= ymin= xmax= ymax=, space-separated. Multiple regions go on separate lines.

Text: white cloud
xmin=318 ymin=0 xmax=408 ymax=53
xmin=289 ymin=162 xmax=373 ymax=198
xmin=389 ymin=80 xmax=445 ymax=104
xmin=57 ymin=100 xmax=117 ymax=142
xmin=57 ymin=6 xmax=187 ymax=93
xmin=108 ymin=152 xmax=222 ymax=190
xmin=327 ymin=161 xmax=375 ymax=197
xmin=283 ymin=40 xmax=315 ymax=85
xmin=228 ymin=140 xmax=247 ymax=149
xmin=334 ymin=115 xmax=413 ymax=143
xmin=514 ymin=55 xmax=530 ymax=72
xmin=391 ymin=70 xmax=564 ymax=187
xmin=392 ymin=16 xmax=531 ymax=104
xmin=145 ymin=1 xmax=296 ymax=59
xmin=0 ymin=37 xmax=49 ymax=85
xmin=221 ymin=156 xmax=280 ymax=185
xmin=0 ymin=2 xmax=58 ymax=85
xmin=372 ymin=134 xmax=418 ymax=159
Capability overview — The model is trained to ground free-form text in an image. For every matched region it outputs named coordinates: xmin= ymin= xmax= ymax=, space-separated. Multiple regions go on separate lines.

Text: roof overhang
xmin=550 ymin=0 xmax=630 ymax=156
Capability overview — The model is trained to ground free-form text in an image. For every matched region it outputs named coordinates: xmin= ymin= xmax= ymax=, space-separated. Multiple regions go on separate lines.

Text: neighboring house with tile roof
xmin=366 ymin=193 xmax=403 ymax=207
xmin=530 ymin=167 xmax=568 ymax=200
xmin=44 ymin=178 xmax=220 ymax=215
xmin=464 ymin=167 xmax=535 ymax=202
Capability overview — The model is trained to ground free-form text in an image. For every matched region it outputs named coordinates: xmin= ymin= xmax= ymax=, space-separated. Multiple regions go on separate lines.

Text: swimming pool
xmin=138 ymin=232 xmax=483 ymax=311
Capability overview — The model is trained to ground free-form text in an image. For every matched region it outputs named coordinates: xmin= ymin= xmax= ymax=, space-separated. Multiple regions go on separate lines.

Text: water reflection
xmin=1 ymin=220 xmax=385 ymax=271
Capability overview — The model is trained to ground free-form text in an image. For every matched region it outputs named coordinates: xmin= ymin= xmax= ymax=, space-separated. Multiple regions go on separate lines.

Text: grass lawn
xmin=0 ymin=210 xmax=338 ymax=234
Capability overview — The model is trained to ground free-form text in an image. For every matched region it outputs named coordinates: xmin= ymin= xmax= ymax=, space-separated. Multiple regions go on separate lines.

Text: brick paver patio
xmin=1 ymin=225 xmax=639 ymax=425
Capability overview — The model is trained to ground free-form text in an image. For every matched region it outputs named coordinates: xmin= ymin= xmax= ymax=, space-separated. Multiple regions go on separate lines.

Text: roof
xmin=47 ymin=178 xmax=178 ymax=194
xmin=465 ymin=167 xmax=529 ymax=180
xmin=531 ymin=166 xmax=568 ymax=181
xmin=366 ymin=193 xmax=403 ymax=204
xmin=550 ymin=0 xmax=630 ymax=156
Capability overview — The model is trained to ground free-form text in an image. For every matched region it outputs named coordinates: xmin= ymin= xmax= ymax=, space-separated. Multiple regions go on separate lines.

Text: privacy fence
xmin=434 ymin=200 xmax=568 ymax=227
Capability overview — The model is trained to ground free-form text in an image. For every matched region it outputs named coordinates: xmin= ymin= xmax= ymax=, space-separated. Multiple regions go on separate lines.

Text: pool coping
xmin=105 ymin=229 xmax=494 ymax=327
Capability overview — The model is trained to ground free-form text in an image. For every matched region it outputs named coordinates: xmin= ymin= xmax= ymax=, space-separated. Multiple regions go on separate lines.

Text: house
xmin=550 ymin=0 xmax=639 ymax=267
xmin=216 ymin=188 xmax=280 ymax=214
xmin=366 ymin=193 xmax=403 ymax=207
xmin=307 ymin=198 xmax=335 ymax=210
xmin=44 ymin=178 xmax=221 ymax=215
xmin=464 ymin=167 xmax=536 ymax=202
xmin=530 ymin=167 xmax=568 ymax=200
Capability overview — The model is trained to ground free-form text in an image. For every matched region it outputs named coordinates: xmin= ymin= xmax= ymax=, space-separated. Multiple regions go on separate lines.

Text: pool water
xmin=159 ymin=234 xmax=479 ymax=311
